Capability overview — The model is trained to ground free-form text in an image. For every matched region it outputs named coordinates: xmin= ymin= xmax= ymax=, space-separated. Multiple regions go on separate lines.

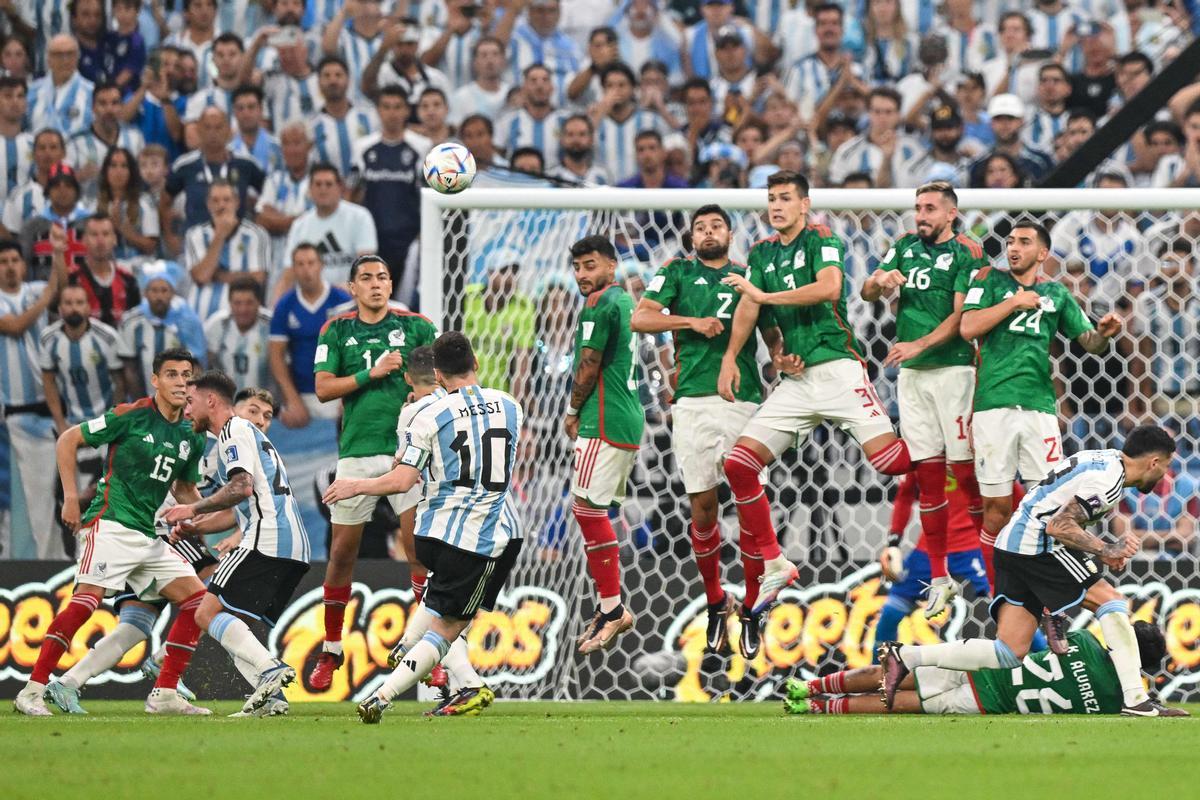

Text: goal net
xmin=419 ymin=187 xmax=1200 ymax=703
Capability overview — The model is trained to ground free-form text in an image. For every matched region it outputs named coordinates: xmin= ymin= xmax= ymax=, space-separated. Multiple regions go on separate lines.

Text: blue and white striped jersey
xmin=403 ymin=385 xmax=524 ymax=557
xmin=67 ymin=126 xmax=146 ymax=199
xmin=38 ymin=319 xmax=122 ymax=424
xmin=334 ymin=28 xmax=384 ymax=104
xmin=594 ymin=110 xmax=668 ymax=184
xmin=217 ymin=415 xmax=310 ymax=563
xmin=311 ymin=106 xmax=380 ymax=179
xmin=204 ymin=307 xmax=273 ymax=389
xmin=932 ymin=20 xmax=999 ymax=77
xmin=419 ymin=21 xmax=482 ymax=90
xmin=1024 ymin=108 xmax=1068 ymax=153
xmin=2 ymin=180 xmax=44 ymax=234
xmin=215 ymin=0 xmax=266 ymax=39
xmin=1 ymin=133 xmax=33 ymax=197
xmin=27 ymin=72 xmax=94 ymax=137
xmin=1029 ymin=6 xmax=1088 ymax=52
xmin=508 ymin=22 xmax=582 ymax=107
xmin=262 ymin=70 xmax=324 ymax=128
xmin=183 ymin=220 xmax=273 ymax=321
xmin=494 ymin=107 xmax=566 ymax=167
xmin=118 ymin=305 xmax=185 ymax=394
xmin=998 ymin=450 xmax=1127 ymax=556
xmin=183 ymin=86 xmax=236 ymax=122
xmin=231 ymin=128 xmax=284 ymax=174
xmin=827 ymin=133 xmax=924 ymax=186
xmin=165 ymin=31 xmax=216 ymax=89
xmin=0 ymin=282 xmax=49 ymax=406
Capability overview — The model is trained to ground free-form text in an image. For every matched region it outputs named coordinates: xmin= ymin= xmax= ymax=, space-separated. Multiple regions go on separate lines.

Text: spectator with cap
xmin=900 ymin=105 xmax=976 ymax=187
xmin=613 ymin=0 xmax=684 ymax=84
xmin=827 ymin=87 xmax=922 ymax=188
xmin=18 ymin=163 xmax=90 ymax=282
xmin=66 ymin=83 xmax=147 ymax=201
xmin=462 ymin=248 xmax=536 ymax=403
xmin=257 ymin=122 xmax=316 ymax=275
xmin=684 ymin=0 xmax=773 ymax=82
xmin=67 ymin=214 xmax=143 ymax=327
xmin=1024 ymin=63 xmax=1072 ymax=153
xmin=27 ymin=34 xmax=95 ymax=137
xmin=509 ymin=0 xmax=583 ymax=106
xmin=784 ymin=3 xmax=866 ymax=121
xmin=229 ymin=85 xmax=284 ymax=174
xmin=363 ymin=19 xmax=451 ymax=113
xmin=495 ymin=64 xmax=567 ymax=167
xmin=117 ymin=258 xmax=206 ymax=397
xmin=269 ymin=243 xmax=351 ymax=428
xmin=694 ymin=140 xmax=748 ymax=187
xmin=448 ymin=37 xmax=511 ymax=126
xmin=966 ymin=93 xmax=1054 ymax=186
xmin=184 ymin=178 xmax=272 ymax=321
xmin=205 ymin=274 xmax=274 ymax=390
xmin=710 ymin=24 xmax=757 ymax=123
xmin=590 ymin=62 xmax=669 ymax=183
xmin=548 ymin=113 xmax=609 ymax=185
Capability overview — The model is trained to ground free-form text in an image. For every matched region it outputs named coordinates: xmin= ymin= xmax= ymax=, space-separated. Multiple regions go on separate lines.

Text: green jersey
xmin=574 ymin=284 xmax=644 ymax=448
xmin=746 ymin=225 xmax=863 ymax=368
xmin=80 ymin=397 xmax=207 ymax=537
xmin=642 ymin=257 xmax=763 ymax=403
xmin=967 ymin=631 xmax=1123 ymax=715
xmin=462 ymin=284 xmax=536 ymax=395
xmin=962 ymin=268 xmax=1093 ymax=414
xmin=314 ymin=309 xmax=438 ymax=458
xmin=877 ymin=231 xmax=984 ymax=369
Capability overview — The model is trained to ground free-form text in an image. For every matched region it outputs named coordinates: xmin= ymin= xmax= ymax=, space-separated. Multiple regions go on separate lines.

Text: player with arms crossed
xmin=959 ymin=218 xmax=1122 ymax=581
xmin=564 ymin=235 xmax=645 ymax=654
xmin=880 ymin=425 xmax=1187 ymax=717
xmin=860 ymin=181 xmax=987 ymax=617
xmin=321 ymin=332 xmax=523 ymax=723
xmin=15 ymin=348 xmax=212 ymax=716
xmin=309 ymin=254 xmax=437 ymax=689
xmin=632 ymin=204 xmax=789 ymax=657
xmin=786 ymin=625 xmax=1172 ymax=716
xmin=163 ymin=371 xmax=310 ymax=715
xmin=719 ymin=171 xmax=916 ymax=614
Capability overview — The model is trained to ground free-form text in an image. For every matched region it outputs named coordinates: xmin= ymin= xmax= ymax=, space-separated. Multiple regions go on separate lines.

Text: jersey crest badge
xmin=225 ymin=445 xmax=238 ymax=462
xmin=179 ymin=440 xmax=192 ymax=460
xmin=1039 ymin=296 xmax=1057 ymax=312
xmin=388 ymin=329 xmax=406 ymax=346
xmin=935 ymin=253 xmax=953 ymax=270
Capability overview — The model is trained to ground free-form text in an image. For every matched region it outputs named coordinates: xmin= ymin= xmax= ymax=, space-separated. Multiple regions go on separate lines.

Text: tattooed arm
xmin=563 ymin=347 xmax=602 ymax=439
xmin=162 ymin=472 xmax=254 ymax=524
xmin=1045 ymin=499 xmax=1139 ymax=566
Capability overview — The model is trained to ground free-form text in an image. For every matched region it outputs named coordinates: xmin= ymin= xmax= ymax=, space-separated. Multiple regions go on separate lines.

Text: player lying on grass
xmin=784 ymin=625 xmax=1180 ymax=716
xmin=879 ymin=425 xmax=1187 ymax=717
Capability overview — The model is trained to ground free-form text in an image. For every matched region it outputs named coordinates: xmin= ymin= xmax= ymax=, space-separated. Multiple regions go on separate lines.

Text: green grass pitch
xmin=4 ymin=701 xmax=1199 ymax=799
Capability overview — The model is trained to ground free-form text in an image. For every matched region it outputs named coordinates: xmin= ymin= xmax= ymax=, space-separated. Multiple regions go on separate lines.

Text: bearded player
xmin=631 ymin=204 xmax=789 ymax=658
xmin=880 ymin=425 xmax=1187 ymax=717
xmin=719 ymin=171 xmax=916 ymax=615
xmin=309 ymin=255 xmax=437 ymax=689
xmin=860 ymin=181 xmax=987 ymax=618
xmin=564 ymin=235 xmax=645 ymax=654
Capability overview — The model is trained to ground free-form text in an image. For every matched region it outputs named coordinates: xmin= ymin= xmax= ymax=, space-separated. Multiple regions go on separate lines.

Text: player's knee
xmin=915 ymin=458 xmax=948 ymax=500
xmin=118 ymin=604 xmax=158 ymax=639
xmin=723 ymin=446 xmax=764 ymax=496
xmin=982 ymin=497 xmax=1012 ymax=530
xmin=689 ymin=492 xmax=719 ymax=529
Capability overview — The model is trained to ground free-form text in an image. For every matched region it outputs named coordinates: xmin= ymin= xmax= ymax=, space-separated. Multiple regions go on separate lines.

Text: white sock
xmin=1099 ymin=611 xmax=1150 ymax=706
xmin=443 ymin=634 xmax=482 ymax=692
xmin=208 ymin=612 xmax=274 ymax=676
xmin=230 ymin=652 xmax=263 ymax=688
xmin=378 ymin=631 xmax=451 ymax=702
xmin=900 ymin=639 xmax=1018 ymax=671
xmin=323 ymin=641 xmax=343 ymax=656
xmin=395 ymin=602 xmax=436 ymax=660
xmin=599 ymin=595 xmax=621 ymax=614
xmin=61 ymin=623 xmax=148 ymax=689
xmin=765 ymin=555 xmax=790 ymax=573
xmin=152 ymin=644 xmax=165 ymax=664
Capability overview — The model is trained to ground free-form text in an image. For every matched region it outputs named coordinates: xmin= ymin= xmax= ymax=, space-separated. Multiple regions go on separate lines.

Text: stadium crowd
xmin=2 ymin=0 xmax=1200 ymax=561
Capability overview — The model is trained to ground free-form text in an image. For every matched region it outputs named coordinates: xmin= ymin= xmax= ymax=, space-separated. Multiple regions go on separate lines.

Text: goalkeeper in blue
xmin=322 ymin=332 xmax=523 ymax=724
xmin=879 ymin=425 xmax=1187 ymax=717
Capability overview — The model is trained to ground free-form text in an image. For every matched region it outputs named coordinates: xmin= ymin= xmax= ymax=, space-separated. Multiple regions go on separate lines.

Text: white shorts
xmin=914 ymin=666 xmax=982 ymax=715
xmin=75 ymin=519 xmax=197 ymax=598
xmin=571 ymin=438 xmax=637 ymax=508
xmin=972 ymin=408 xmax=1062 ymax=495
xmin=303 ymin=392 xmax=341 ymax=421
xmin=740 ymin=360 xmax=895 ymax=458
xmin=672 ymin=396 xmax=758 ymax=494
xmin=331 ymin=455 xmax=402 ymax=525
xmin=898 ymin=366 xmax=975 ymax=462
xmin=397 ymin=479 xmax=423 ymax=514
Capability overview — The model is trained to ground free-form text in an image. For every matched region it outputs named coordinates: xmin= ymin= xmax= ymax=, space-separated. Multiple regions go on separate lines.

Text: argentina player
xmin=322 ymin=332 xmax=523 ymax=724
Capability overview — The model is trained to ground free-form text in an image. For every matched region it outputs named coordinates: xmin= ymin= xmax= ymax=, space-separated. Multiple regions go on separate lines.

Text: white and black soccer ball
xmin=423 ymin=142 xmax=477 ymax=194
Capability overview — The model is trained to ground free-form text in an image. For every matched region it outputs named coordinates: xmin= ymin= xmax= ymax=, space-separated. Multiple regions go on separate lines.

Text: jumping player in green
xmin=860 ymin=181 xmax=988 ymax=618
xmin=563 ymin=235 xmax=645 ymax=654
xmin=959 ymin=219 xmax=1122 ymax=565
xmin=308 ymin=254 xmax=437 ymax=689
xmin=782 ymin=626 xmax=1179 ymax=716
xmin=719 ymin=170 xmax=917 ymax=618
xmin=14 ymin=348 xmax=213 ymax=717
xmin=632 ymin=204 xmax=789 ymax=658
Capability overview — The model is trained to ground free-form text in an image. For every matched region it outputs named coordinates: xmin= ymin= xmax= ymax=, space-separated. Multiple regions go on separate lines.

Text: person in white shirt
xmin=614 ymin=0 xmax=684 ymax=84
xmin=183 ymin=32 xmax=244 ymax=128
xmin=321 ymin=0 xmax=387 ymax=105
xmin=310 ymin=55 xmax=380 ymax=179
xmin=828 ymin=87 xmax=923 ymax=187
xmin=184 ymin=179 xmax=272 ymax=320
xmin=165 ymin=0 xmax=219 ymax=88
xmin=363 ymin=19 xmax=451 ymax=111
xmin=1024 ymin=62 xmax=1071 ymax=153
xmin=589 ymin=62 xmax=667 ymax=183
xmin=548 ymin=113 xmax=609 ymax=186
xmin=27 ymin=34 xmax=94 ymax=137
xmin=284 ymin=164 xmax=378 ymax=290
xmin=418 ymin=0 xmax=486 ymax=90
xmin=448 ymin=36 xmax=511 ymax=126
xmin=256 ymin=122 xmax=315 ymax=280
xmin=494 ymin=64 xmax=565 ymax=166
xmin=981 ymin=12 xmax=1041 ymax=103
xmin=708 ymin=24 xmax=757 ymax=115
xmin=204 ymin=275 xmax=274 ymax=390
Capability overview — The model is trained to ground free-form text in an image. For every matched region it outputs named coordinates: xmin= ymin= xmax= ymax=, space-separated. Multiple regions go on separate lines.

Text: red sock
xmin=573 ymin=501 xmax=621 ymax=600
xmin=323 ymin=584 xmax=352 ymax=643
xmin=690 ymin=522 xmax=724 ymax=605
xmin=155 ymin=591 xmax=204 ymax=689
xmin=980 ymin=525 xmax=1000 ymax=588
xmin=815 ymin=696 xmax=849 ymax=714
xmin=868 ymin=438 xmax=913 ymax=476
xmin=31 ymin=592 xmax=100 ymax=684
xmin=950 ymin=461 xmax=984 ymax=534
xmin=916 ymin=458 xmax=949 ymax=579
xmin=739 ymin=529 xmax=764 ymax=611
xmin=808 ymin=671 xmax=847 ymax=696
xmin=724 ymin=445 xmax=781 ymax=561
xmin=410 ymin=572 xmax=428 ymax=605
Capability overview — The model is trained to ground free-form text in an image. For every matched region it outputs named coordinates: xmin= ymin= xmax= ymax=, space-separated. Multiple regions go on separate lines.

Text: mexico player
xmin=959 ymin=218 xmax=1121 ymax=567
xmin=309 ymin=254 xmax=437 ymax=689
xmin=860 ymin=181 xmax=987 ymax=618
xmin=564 ymin=235 xmax=645 ymax=654
xmin=163 ymin=371 xmax=309 ymax=714
xmin=632 ymin=204 xmax=788 ymax=657
xmin=14 ymin=348 xmax=212 ymax=716
xmin=320 ymin=333 xmax=524 ymax=723
xmin=786 ymin=626 xmax=1175 ymax=716
xmin=719 ymin=170 xmax=915 ymax=614
xmin=881 ymin=426 xmax=1187 ymax=717
xmin=43 ymin=389 xmax=278 ymax=714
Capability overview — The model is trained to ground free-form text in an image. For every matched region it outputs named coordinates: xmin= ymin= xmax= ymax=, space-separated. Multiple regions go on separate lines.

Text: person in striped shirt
xmin=509 ymin=0 xmax=582 ymax=107
xmin=0 ymin=76 xmax=32 ymax=200
xmin=1023 ymin=63 xmax=1071 ymax=153
xmin=67 ymin=83 xmax=147 ymax=202
xmin=828 ymin=87 xmax=924 ymax=187
xmin=27 ymin=34 xmax=94 ymax=137
xmin=165 ymin=0 xmax=218 ymax=89
xmin=320 ymin=0 xmax=386 ymax=106
xmin=181 ymin=32 xmax=243 ymax=127
xmin=447 ymin=36 xmax=511 ymax=127
xmin=183 ymin=179 xmax=272 ymax=321
xmin=881 ymin=426 xmax=1186 ymax=717
xmin=230 ymin=85 xmax=284 ymax=174
xmin=118 ymin=261 xmax=207 ymax=397
xmin=494 ymin=64 xmax=566 ymax=167
xmin=311 ymin=56 xmax=379 ymax=179
xmin=257 ymin=29 xmax=323 ymax=129
xmin=784 ymin=4 xmax=866 ymax=121
xmin=590 ymin=62 xmax=668 ymax=183
xmin=419 ymin=0 xmax=486 ymax=91
xmin=255 ymin=123 xmax=314 ymax=272
xmin=204 ymin=275 xmax=273 ymax=390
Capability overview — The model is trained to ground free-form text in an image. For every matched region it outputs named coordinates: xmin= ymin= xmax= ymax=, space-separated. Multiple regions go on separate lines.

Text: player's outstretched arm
xmin=960 ymin=290 xmax=1038 ymax=341
xmin=723 ymin=266 xmax=842 ymax=308
xmin=1075 ymin=313 xmax=1123 ymax=354
xmin=56 ymin=426 xmax=86 ymax=532
xmin=323 ymin=465 xmax=421 ymax=504
xmin=630 ymin=297 xmax=722 ymax=338
xmin=1045 ymin=500 xmax=1139 ymax=567
xmin=314 ymin=350 xmax=405 ymax=402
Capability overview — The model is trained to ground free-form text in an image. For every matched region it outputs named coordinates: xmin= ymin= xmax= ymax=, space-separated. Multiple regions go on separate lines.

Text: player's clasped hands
xmin=369 ymin=350 xmax=405 ymax=380
xmin=1100 ymin=532 xmax=1139 ymax=570
xmin=720 ymin=273 xmax=766 ymax=303
xmin=1010 ymin=289 xmax=1042 ymax=310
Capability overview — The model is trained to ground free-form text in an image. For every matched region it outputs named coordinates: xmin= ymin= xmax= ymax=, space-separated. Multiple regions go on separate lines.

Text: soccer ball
xmin=423 ymin=142 xmax=477 ymax=194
